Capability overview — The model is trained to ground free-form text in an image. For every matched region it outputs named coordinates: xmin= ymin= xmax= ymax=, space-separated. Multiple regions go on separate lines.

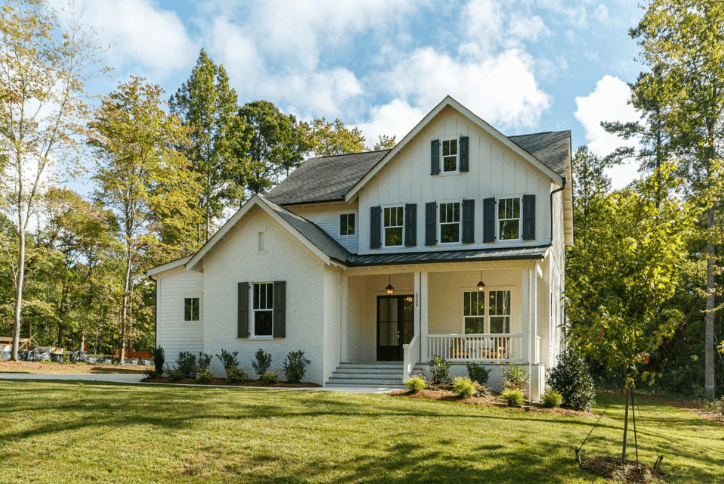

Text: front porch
xmin=336 ymin=260 xmax=551 ymax=399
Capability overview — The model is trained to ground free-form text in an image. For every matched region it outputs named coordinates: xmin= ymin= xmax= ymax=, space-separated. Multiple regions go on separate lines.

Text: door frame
xmin=376 ymin=294 xmax=413 ymax=362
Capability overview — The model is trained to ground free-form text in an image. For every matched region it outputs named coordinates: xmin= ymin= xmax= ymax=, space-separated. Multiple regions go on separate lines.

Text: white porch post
xmin=421 ymin=271 xmax=429 ymax=361
xmin=340 ymin=274 xmax=349 ymax=363
xmin=414 ymin=271 xmax=421 ymax=338
xmin=521 ymin=268 xmax=529 ymax=364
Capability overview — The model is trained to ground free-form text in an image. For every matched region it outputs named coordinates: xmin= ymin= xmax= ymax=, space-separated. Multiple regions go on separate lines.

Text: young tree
xmin=0 ymin=0 xmax=105 ymax=360
xmin=170 ymin=50 xmax=249 ymax=243
xmin=87 ymin=77 xmax=199 ymax=364
xmin=631 ymin=0 xmax=724 ymax=400
xmin=566 ymin=164 xmax=691 ymax=462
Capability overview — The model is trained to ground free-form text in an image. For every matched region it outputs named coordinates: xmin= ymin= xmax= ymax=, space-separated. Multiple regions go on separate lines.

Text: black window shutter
xmin=405 ymin=204 xmax=417 ymax=247
xmin=425 ymin=202 xmax=437 ymax=246
xmin=431 ymin=140 xmax=440 ymax=175
xmin=459 ymin=136 xmax=469 ymax=172
xmin=523 ymin=194 xmax=536 ymax=240
xmin=238 ymin=282 xmax=249 ymax=338
xmin=483 ymin=198 xmax=496 ymax=243
xmin=462 ymin=199 xmax=475 ymax=243
xmin=370 ymin=206 xmax=381 ymax=249
xmin=273 ymin=281 xmax=286 ymax=337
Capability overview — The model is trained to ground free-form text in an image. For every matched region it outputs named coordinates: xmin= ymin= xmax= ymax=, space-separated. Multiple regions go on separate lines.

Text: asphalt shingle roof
xmin=265 ymin=150 xmax=389 ymax=205
xmin=508 ymin=131 xmax=570 ymax=178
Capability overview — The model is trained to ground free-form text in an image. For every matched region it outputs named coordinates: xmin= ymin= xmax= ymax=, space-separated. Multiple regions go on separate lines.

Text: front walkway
xmin=0 ymin=373 xmax=399 ymax=393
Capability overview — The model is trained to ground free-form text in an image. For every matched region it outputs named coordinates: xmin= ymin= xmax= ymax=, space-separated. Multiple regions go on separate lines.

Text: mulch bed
xmin=141 ymin=376 xmax=320 ymax=388
xmin=579 ymin=456 xmax=663 ymax=483
xmin=390 ymin=385 xmax=594 ymax=417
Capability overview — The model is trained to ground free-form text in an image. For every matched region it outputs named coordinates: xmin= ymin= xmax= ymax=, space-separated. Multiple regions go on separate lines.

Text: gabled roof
xmin=344 ymin=96 xmax=564 ymax=202
xmin=509 ymin=131 xmax=570 ymax=179
xmin=265 ymin=150 xmax=388 ymax=205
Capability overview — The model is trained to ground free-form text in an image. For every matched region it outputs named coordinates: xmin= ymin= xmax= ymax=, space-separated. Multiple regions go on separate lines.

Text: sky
xmin=56 ymin=0 xmax=646 ymax=190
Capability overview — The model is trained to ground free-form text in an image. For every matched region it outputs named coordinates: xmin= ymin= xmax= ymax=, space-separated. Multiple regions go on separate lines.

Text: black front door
xmin=377 ymin=295 xmax=414 ymax=361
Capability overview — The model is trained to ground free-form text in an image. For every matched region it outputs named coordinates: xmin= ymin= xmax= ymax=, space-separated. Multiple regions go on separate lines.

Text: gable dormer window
xmin=498 ymin=197 xmax=521 ymax=240
xmin=383 ymin=206 xmax=404 ymax=247
xmin=340 ymin=213 xmax=355 ymax=236
xmin=441 ymin=139 xmax=458 ymax=172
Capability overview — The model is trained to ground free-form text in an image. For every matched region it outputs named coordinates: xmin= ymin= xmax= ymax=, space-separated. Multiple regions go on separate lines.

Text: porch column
xmin=414 ymin=272 xmax=421 ymax=338
xmin=521 ymin=268 xmax=529 ymax=364
xmin=340 ymin=274 xmax=349 ymax=363
xmin=420 ymin=271 xmax=429 ymax=361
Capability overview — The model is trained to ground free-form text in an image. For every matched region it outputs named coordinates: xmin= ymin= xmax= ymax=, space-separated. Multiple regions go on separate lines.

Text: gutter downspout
xmin=550 ymin=177 xmax=567 ymax=245
xmin=147 ymin=274 xmax=157 ymax=351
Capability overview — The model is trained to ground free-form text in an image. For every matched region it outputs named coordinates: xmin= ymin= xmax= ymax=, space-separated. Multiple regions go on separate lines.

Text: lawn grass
xmin=0 ymin=381 xmax=721 ymax=483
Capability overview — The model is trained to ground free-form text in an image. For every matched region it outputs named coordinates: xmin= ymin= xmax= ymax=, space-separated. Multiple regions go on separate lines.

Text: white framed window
xmin=462 ymin=288 xmax=511 ymax=334
xmin=383 ymin=206 xmax=404 ymax=247
xmin=441 ymin=138 xmax=458 ymax=172
xmin=439 ymin=202 xmax=461 ymax=243
xmin=252 ymin=282 xmax=274 ymax=337
xmin=340 ymin=213 xmax=355 ymax=236
xmin=184 ymin=297 xmax=199 ymax=322
xmin=498 ymin=197 xmax=521 ymax=240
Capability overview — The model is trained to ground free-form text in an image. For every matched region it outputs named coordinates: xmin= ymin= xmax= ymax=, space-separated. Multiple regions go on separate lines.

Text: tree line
xmin=0 ymin=0 xmax=396 ymax=363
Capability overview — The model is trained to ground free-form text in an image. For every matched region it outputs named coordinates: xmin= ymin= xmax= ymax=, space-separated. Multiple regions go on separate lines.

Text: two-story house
xmin=147 ymin=96 xmax=574 ymax=399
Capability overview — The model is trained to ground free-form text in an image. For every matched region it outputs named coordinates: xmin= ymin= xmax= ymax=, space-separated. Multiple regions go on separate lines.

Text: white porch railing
xmin=402 ymin=333 xmax=420 ymax=382
xmin=427 ymin=334 xmax=523 ymax=362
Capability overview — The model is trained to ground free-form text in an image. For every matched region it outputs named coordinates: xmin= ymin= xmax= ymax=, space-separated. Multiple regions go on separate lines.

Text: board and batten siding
xmin=285 ymin=204 xmax=359 ymax=254
xmin=155 ymin=267 xmax=204 ymax=365
xmin=357 ymin=106 xmax=553 ymax=256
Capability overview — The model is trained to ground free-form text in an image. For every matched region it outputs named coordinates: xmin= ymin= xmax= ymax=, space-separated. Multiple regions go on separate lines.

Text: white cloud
xmin=594 ymin=4 xmax=609 ymax=22
xmin=357 ymin=99 xmax=426 ymax=147
xmin=375 ymin=47 xmax=550 ymax=129
xmin=463 ymin=0 xmax=550 ymax=54
xmin=74 ymin=0 xmax=198 ymax=72
xmin=574 ymin=75 xmax=641 ymax=189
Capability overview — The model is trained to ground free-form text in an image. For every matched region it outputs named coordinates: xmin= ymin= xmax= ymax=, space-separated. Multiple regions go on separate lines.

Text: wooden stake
xmin=654 ymin=455 xmax=663 ymax=473
xmin=622 ymin=386 xmax=630 ymax=464
xmin=575 ymin=448 xmax=582 ymax=465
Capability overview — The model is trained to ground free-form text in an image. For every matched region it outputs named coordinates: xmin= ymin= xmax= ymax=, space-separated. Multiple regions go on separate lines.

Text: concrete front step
xmin=330 ymin=373 xmax=403 ymax=380
xmin=333 ymin=367 xmax=403 ymax=375
xmin=327 ymin=362 xmax=406 ymax=387
xmin=327 ymin=379 xmax=405 ymax=387
xmin=337 ymin=363 xmax=404 ymax=370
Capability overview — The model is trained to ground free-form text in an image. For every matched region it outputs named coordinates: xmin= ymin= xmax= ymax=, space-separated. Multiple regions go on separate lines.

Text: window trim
xmin=183 ymin=296 xmax=201 ymax=322
xmin=438 ymin=200 xmax=463 ymax=245
xmin=460 ymin=286 xmax=513 ymax=334
xmin=496 ymin=195 xmax=523 ymax=242
xmin=382 ymin=204 xmax=405 ymax=248
xmin=339 ymin=212 xmax=356 ymax=237
xmin=440 ymin=138 xmax=459 ymax=174
xmin=251 ymin=282 xmax=274 ymax=338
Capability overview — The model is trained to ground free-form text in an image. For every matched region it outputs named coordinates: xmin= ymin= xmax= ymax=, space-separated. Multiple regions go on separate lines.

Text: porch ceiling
xmin=346 ymin=245 xmax=549 ymax=267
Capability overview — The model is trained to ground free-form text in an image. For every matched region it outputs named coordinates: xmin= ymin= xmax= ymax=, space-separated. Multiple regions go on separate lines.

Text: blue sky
xmin=60 ymin=0 xmax=645 ymax=188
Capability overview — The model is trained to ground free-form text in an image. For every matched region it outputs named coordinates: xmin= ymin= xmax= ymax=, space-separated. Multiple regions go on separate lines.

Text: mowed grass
xmin=0 ymin=381 xmax=721 ymax=483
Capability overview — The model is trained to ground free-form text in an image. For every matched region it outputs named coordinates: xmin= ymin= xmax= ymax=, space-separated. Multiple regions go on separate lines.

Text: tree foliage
xmin=301 ymin=118 xmax=366 ymax=156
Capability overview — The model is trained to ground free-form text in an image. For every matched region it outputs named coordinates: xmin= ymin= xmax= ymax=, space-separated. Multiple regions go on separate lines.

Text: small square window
xmin=439 ymin=202 xmax=461 ymax=243
xmin=442 ymin=139 xmax=458 ymax=172
xmin=383 ymin=206 xmax=404 ymax=247
xmin=184 ymin=298 xmax=199 ymax=322
xmin=340 ymin=213 xmax=355 ymax=236
xmin=498 ymin=198 xmax=521 ymax=240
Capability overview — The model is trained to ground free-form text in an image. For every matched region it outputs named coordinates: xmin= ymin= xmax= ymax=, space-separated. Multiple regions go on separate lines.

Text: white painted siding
xmin=286 ymin=203 xmax=359 ymax=254
xmin=200 ymin=206 xmax=328 ymax=384
xmin=155 ymin=267 xmax=204 ymax=366
xmin=357 ymin=106 xmax=554 ymax=255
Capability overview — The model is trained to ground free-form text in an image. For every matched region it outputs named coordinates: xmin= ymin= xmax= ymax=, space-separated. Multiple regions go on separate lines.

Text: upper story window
xmin=439 ymin=202 xmax=461 ymax=243
xmin=383 ymin=206 xmax=404 ymax=247
xmin=498 ymin=197 xmax=521 ymax=240
xmin=340 ymin=213 xmax=355 ymax=236
xmin=184 ymin=297 xmax=199 ymax=322
xmin=441 ymin=139 xmax=458 ymax=172
xmin=252 ymin=282 xmax=274 ymax=336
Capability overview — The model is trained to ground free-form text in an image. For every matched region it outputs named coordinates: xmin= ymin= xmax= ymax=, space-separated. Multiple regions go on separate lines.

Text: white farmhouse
xmin=147 ymin=96 xmax=574 ymax=399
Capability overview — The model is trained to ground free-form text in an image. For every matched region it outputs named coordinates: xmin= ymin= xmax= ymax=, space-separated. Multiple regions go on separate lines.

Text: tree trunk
xmin=622 ymin=385 xmax=630 ymax=464
xmin=705 ymin=207 xmax=716 ymax=400
xmin=119 ymin=249 xmax=133 ymax=366
xmin=11 ymin=229 xmax=26 ymax=361
xmin=79 ymin=330 xmax=85 ymax=354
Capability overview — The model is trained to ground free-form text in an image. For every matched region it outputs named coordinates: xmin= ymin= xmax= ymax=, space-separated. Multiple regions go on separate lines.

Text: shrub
xmin=259 ymin=370 xmax=281 ymax=384
xmin=502 ymin=365 xmax=529 ymax=392
xmin=177 ymin=352 xmax=197 ymax=378
xmin=169 ymin=369 xmax=183 ymax=381
xmin=466 ymin=362 xmax=491 ymax=385
xmin=197 ymin=352 xmax=212 ymax=370
xmin=542 ymin=389 xmax=563 ymax=408
xmin=227 ymin=367 xmax=249 ymax=383
xmin=502 ymin=389 xmax=525 ymax=407
xmin=452 ymin=376 xmax=477 ymax=398
xmin=195 ymin=367 xmax=214 ymax=384
xmin=283 ymin=350 xmax=307 ymax=383
xmin=251 ymin=349 xmax=272 ymax=377
xmin=153 ymin=347 xmax=165 ymax=377
xmin=406 ymin=376 xmax=426 ymax=393
xmin=428 ymin=355 xmax=451 ymax=385
xmin=216 ymin=349 xmax=239 ymax=372
xmin=547 ymin=347 xmax=596 ymax=411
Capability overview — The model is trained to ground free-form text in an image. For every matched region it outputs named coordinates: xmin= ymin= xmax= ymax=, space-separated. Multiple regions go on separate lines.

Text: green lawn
xmin=0 ymin=381 xmax=721 ymax=483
